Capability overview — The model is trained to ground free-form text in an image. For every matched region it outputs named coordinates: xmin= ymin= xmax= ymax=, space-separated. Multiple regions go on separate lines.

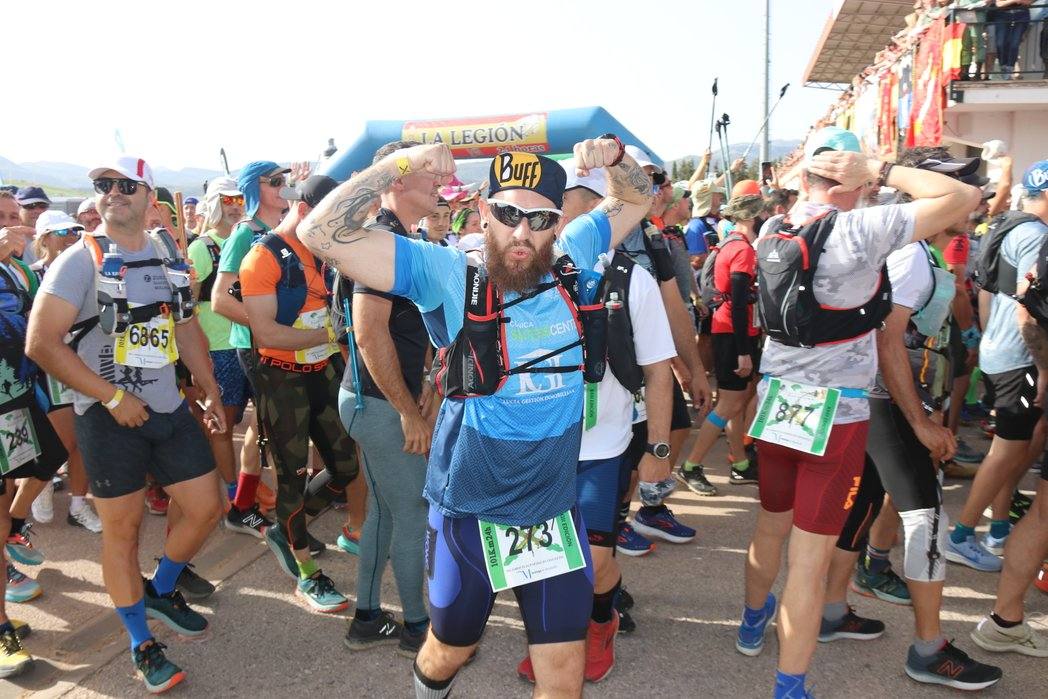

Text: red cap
xmin=731 ymin=179 xmax=761 ymax=197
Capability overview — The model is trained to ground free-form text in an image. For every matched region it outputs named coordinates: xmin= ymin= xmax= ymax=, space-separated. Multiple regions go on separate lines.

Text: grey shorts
xmin=74 ymin=401 xmax=215 ymax=498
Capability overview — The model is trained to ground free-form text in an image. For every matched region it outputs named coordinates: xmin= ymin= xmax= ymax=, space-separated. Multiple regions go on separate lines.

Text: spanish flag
xmin=943 ymin=21 xmax=966 ymax=84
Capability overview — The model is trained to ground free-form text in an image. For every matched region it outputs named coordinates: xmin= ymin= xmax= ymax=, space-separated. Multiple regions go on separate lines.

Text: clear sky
xmin=4 ymin=0 xmax=843 ymax=170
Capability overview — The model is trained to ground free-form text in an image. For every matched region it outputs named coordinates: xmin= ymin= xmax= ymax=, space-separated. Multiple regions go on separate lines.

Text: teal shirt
xmin=216 ymin=218 xmax=271 ymax=349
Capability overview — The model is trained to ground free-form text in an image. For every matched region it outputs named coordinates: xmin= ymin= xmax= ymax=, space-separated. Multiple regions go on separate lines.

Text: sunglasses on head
xmin=221 ymin=194 xmax=244 ymax=206
xmin=93 ymin=177 xmax=146 ymax=195
xmin=261 ymin=175 xmax=286 ymax=188
xmin=487 ymin=200 xmax=562 ymax=231
xmin=50 ymin=227 xmax=82 ymax=238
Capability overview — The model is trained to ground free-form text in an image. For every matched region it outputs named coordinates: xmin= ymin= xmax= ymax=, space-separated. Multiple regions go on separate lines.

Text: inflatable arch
xmin=319 ymin=106 xmax=663 ymax=181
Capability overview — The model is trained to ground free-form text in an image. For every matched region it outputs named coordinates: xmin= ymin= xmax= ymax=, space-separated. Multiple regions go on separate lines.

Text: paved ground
xmin=1 ymin=420 xmax=1044 ymax=698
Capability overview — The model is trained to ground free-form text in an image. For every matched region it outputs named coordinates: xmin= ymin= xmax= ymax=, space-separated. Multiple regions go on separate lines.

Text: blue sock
xmin=989 ymin=519 xmax=1011 ymax=539
xmin=116 ymin=599 xmax=153 ymax=651
xmin=743 ymin=604 xmax=766 ymax=626
xmin=150 ymin=555 xmax=186 ymax=597
xmin=226 ymin=482 xmax=237 ymax=501
xmin=774 ymin=670 xmax=807 ymax=699
xmin=950 ymin=522 xmax=975 ymax=545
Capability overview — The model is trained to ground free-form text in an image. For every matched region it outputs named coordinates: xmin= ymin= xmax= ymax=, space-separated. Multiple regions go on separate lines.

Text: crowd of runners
xmin=0 ymin=127 xmax=1046 ymax=698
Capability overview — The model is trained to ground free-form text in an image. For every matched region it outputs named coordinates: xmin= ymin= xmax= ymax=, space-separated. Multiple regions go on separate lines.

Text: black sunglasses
xmin=487 ymin=201 xmax=562 ymax=232
xmin=262 ymin=175 xmax=286 ymax=188
xmin=93 ymin=178 xmax=146 ymax=195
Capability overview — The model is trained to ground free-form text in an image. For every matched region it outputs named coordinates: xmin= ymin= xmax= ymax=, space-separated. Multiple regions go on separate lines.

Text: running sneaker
xmin=1010 ymin=490 xmax=1032 ymax=524
xmin=818 ymin=607 xmax=885 ymax=642
xmin=175 ymin=564 xmax=215 ymax=602
xmin=264 ymin=524 xmax=299 ymax=579
xmin=133 ymin=641 xmax=185 ymax=694
xmin=960 ymin=402 xmax=991 ymax=424
xmin=945 ymin=535 xmax=1003 ymax=572
xmin=615 ymin=523 xmax=654 ymax=557
xmin=397 ymin=622 xmax=428 ymax=658
xmin=971 ymin=615 xmax=1048 ymax=657
xmin=31 ymin=481 xmax=54 ymax=524
xmin=224 ymin=504 xmax=271 ymax=538
xmin=6 ymin=523 xmax=43 ymax=566
xmin=617 ymin=609 xmax=636 ymax=634
xmin=0 ymin=624 xmax=32 ymax=679
xmin=615 ymin=586 xmax=634 ymax=612
xmin=296 ymin=572 xmax=348 ymax=613
xmin=307 ymin=531 xmax=326 ymax=558
xmin=904 ymin=640 xmax=1002 ymax=690
xmin=729 ymin=463 xmax=759 ymax=485
xmin=584 ymin=615 xmax=619 ymax=682
xmin=736 ymin=593 xmax=777 ymax=656
xmin=631 ymin=506 xmax=695 ymax=544
xmin=145 ymin=485 xmax=169 ymax=516
xmin=143 ymin=579 xmax=208 ymax=637
xmin=678 ymin=464 xmax=718 ymax=496
xmin=851 ymin=559 xmax=912 ymax=606
xmin=5 ymin=564 xmax=41 ymax=603
xmin=51 ymin=474 xmax=65 ymax=492
xmin=67 ymin=504 xmax=103 ymax=533
xmin=336 ymin=526 xmax=361 ymax=556
xmin=1036 ymin=563 xmax=1048 ymax=594
xmin=979 ymin=419 xmax=995 ymax=439
xmin=518 ymin=654 xmax=535 ymax=683
xmin=10 ymin=619 xmax=30 ymax=640
xmin=981 ymin=532 xmax=1008 ymax=557
xmin=953 ymin=438 xmax=985 ymax=464
xmin=942 ymin=460 xmax=977 ymax=479
xmin=344 ymin=610 xmax=403 ymax=650
xmin=255 ymin=481 xmax=276 ymax=512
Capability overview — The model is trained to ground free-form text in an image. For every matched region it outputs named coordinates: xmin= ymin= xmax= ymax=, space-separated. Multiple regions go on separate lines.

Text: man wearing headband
xmin=301 ymin=137 xmax=652 ymax=698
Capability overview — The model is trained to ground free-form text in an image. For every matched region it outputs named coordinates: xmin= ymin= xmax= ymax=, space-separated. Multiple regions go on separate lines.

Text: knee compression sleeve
xmin=900 ymin=506 xmax=949 ymax=582
xmin=707 ymin=411 xmax=728 ymax=430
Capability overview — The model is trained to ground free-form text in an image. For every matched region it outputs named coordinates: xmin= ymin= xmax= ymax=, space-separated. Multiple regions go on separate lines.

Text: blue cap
xmin=237 ymin=161 xmax=290 ymax=218
xmin=1022 ymin=159 xmax=1048 ymax=194
xmin=804 ymin=127 xmax=862 ymax=166
xmin=184 ymin=196 xmax=199 ymax=205
xmin=15 ymin=185 xmax=50 ymax=206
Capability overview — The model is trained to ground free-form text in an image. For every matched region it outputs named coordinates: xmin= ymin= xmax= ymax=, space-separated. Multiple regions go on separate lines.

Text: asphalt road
xmin=1 ymin=420 xmax=1044 ymax=698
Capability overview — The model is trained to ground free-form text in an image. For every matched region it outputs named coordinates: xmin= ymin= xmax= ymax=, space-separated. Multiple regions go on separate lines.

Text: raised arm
xmin=573 ymin=138 xmax=653 ymax=248
xmin=300 ymin=144 xmax=456 ymax=292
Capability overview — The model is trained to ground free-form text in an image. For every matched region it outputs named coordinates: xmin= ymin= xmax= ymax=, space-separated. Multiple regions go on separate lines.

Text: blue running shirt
xmin=390 ymin=210 xmax=611 ymax=526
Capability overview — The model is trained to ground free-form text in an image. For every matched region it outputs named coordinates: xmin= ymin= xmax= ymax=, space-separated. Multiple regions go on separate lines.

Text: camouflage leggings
xmin=254 ymin=359 xmax=358 ymax=551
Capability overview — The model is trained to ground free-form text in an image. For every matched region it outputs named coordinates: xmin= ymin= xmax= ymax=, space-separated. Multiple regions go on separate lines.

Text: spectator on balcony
xmin=988 ymin=0 xmax=1032 ymax=80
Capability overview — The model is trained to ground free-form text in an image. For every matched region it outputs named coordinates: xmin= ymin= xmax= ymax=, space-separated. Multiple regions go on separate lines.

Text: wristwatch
xmin=598 ymin=133 xmax=626 ymax=167
xmin=645 ymin=442 xmax=671 ymax=459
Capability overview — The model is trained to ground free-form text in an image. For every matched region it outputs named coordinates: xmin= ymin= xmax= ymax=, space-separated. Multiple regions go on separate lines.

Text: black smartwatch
xmin=598 ymin=132 xmax=625 ymax=167
xmin=645 ymin=442 xmax=671 ymax=459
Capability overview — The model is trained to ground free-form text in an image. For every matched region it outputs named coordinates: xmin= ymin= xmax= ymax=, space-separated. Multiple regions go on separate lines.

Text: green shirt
xmin=187 ymin=230 xmax=234 ymax=351
xmin=216 ymin=217 xmax=271 ymax=349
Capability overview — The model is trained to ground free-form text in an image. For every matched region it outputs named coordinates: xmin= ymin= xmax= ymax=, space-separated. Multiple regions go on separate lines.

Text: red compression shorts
xmin=756 ymin=420 xmax=869 ymax=535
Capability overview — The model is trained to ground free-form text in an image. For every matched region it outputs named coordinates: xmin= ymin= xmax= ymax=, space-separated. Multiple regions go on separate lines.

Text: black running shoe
xmin=308 ymin=531 xmax=327 ymax=558
xmin=224 ymin=504 xmax=271 ymax=538
xmin=1010 ymin=490 xmax=1032 ymax=524
xmin=818 ymin=607 xmax=885 ymax=642
xmin=617 ymin=609 xmax=636 ymax=634
xmin=678 ymin=464 xmax=718 ymax=496
xmin=175 ymin=563 xmax=215 ymax=602
xmin=615 ymin=586 xmax=634 ymax=613
xmin=143 ymin=579 xmax=208 ymax=637
xmin=905 ymin=640 xmax=1002 ymax=690
xmin=729 ymin=463 xmax=759 ymax=485
xmin=396 ymin=623 xmax=428 ymax=658
xmin=344 ymin=610 xmax=402 ymax=651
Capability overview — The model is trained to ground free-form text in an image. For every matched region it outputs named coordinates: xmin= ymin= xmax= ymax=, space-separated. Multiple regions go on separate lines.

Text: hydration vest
xmin=757 ymin=211 xmax=892 ymax=348
xmin=599 ymin=252 xmax=644 ymax=393
xmin=195 ymin=236 xmax=223 ymax=303
xmin=68 ymin=229 xmax=194 ymax=350
xmin=973 ymin=211 xmax=1043 ymax=294
xmin=251 ymin=233 xmax=330 ymax=327
xmin=698 ymin=232 xmax=747 ymax=310
xmin=1019 ymin=230 xmax=1048 ymax=329
xmin=434 ymin=254 xmax=607 ymax=398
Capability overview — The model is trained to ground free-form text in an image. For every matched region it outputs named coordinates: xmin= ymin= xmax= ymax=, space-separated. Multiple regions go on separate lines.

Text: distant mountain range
xmin=668 ymin=139 xmax=802 ymax=169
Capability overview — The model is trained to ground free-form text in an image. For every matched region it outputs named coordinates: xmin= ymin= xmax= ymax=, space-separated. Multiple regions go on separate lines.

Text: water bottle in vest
xmin=98 ymin=245 xmax=127 ymax=335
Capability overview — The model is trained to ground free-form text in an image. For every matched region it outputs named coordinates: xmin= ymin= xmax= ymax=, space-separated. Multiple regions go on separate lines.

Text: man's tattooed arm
xmin=1020 ymin=315 xmax=1048 ymax=371
xmin=599 ymin=153 xmax=654 ymax=248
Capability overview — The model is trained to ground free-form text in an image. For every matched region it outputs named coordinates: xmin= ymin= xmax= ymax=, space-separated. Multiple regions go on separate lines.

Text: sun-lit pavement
xmin=2 ymin=418 xmax=1044 ymax=698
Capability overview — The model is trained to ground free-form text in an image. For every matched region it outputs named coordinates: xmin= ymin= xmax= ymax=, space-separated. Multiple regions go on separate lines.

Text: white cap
xmin=35 ymin=210 xmax=84 ymax=235
xmin=561 ymin=159 xmax=607 ymax=198
xmin=76 ymin=198 xmax=96 ymax=215
xmin=456 ymin=232 xmax=486 ymax=251
xmin=87 ymin=155 xmax=155 ymax=190
xmin=205 ymin=176 xmax=241 ymax=197
xmin=624 ymin=145 xmax=663 ymax=174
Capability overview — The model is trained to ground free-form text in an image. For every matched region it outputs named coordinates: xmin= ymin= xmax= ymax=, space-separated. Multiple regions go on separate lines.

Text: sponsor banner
xmin=402 ymin=113 xmax=549 ymax=158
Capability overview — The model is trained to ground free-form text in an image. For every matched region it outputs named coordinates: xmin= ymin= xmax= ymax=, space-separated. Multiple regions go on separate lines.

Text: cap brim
xmin=44 ymin=223 xmax=85 ymax=233
xmin=17 ymin=198 xmax=50 ymax=206
xmin=265 ymin=167 xmax=292 ymax=177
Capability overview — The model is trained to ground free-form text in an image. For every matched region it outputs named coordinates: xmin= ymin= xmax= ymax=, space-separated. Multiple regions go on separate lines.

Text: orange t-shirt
xmin=239 ymin=231 xmax=331 ymax=363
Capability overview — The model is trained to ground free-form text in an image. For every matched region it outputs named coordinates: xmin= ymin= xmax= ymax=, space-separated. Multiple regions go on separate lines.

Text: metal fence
xmin=952 ymin=3 xmax=1048 ymax=80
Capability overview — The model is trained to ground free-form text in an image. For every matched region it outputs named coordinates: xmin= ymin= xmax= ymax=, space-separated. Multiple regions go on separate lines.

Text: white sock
xmin=70 ymin=496 xmax=86 ymax=512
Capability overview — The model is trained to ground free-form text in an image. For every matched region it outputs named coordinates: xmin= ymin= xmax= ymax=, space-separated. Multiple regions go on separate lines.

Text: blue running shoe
xmin=5 ymin=564 xmax=41 ymax=603
xmin=296 ymin=572 xmax=348 ymax=614
xmin=143 ymin=580 xmax=208 ymax=637
xmin=631 ymin=505 xmax=696 ymax=544
xmin=953 ymin=438 xmax=984 ymax=464
xmin=980 ymin=532 xmax=1008 ymax=557
xmin=615 ymin=523 xmax=654 ymax=557
xmin=945 ymin=535 xmax=1002 ymax=572
xmin=736 ymin=593 xmax=777 ymax=656
xmin=265 ymin=524 xmax=300 ymax=579
xmin=133 ymin=641 xmax=186 ymax=694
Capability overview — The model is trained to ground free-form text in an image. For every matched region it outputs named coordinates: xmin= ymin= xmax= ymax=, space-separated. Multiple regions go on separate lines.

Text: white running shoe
xmin=31 ymin=481 xmax=54 ymax=524
xmin=971 ymin=615 xmax=1048 ymax=657
xmin=67 ymin=505 xmax=103 ymax=533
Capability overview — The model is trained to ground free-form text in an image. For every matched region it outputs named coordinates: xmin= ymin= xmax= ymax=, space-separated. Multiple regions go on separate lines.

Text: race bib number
xmin=478 ymin=510 xmax=586 ymax=593
xmin=748 ymin=377 xmax=840 ymax=456
xmin=293 ymin=309 xmax=337 ymax=364
xmin=46 ymin=375 xmax=74 ymax=407
xmin=114 ymin=312 xmax=178 ymax=369
xmin=0 ymin=408 xmax=41 ymax=476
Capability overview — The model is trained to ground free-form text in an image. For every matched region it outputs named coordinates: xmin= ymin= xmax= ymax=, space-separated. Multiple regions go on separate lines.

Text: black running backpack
xmin=973 ymin=211 xmax=1041 ymax=294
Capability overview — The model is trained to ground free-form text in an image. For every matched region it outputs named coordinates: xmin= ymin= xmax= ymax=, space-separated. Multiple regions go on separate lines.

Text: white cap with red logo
xmin=88 ymin=156 xmax=155 ymax=190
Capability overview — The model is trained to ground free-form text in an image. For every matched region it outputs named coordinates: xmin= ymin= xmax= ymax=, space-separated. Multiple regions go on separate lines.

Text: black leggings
xmin=837 ymin=399 xmax=940 ymax=552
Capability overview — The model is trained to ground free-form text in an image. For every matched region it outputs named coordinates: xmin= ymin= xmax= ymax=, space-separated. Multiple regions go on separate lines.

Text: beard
xmin=485 ymin=234 xmax=555 ymax=294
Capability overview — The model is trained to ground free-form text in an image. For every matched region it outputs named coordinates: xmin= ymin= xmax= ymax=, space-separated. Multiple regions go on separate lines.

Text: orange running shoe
xmin=584 ymin=615 xmax=620 ymax=682
xmin=145 ymin=485 xmax=169 ymax=516
xmin=517 ymin=653 xmax=535 ymax=683
xmin=1036 ymin=563 xmax=1048 ymax=595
